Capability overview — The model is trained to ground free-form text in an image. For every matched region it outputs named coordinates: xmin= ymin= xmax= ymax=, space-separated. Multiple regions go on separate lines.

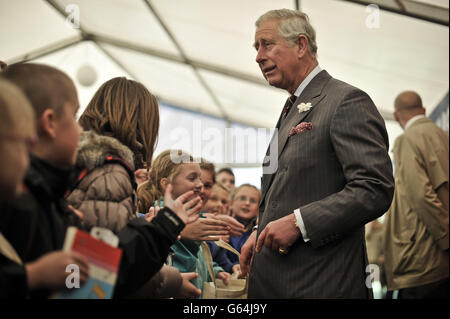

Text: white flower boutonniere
xmin=297 ymin=102 xmax=313 ymax=113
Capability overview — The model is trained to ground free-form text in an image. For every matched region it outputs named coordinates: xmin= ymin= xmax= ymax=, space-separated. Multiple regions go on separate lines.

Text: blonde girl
xmin=137 ymin=150 xmax=231 ymax=297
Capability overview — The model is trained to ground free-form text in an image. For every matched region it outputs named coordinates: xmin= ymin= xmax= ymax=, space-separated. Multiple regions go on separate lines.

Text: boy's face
xmin=0 ymin=125 xmax=35 ymax=200
xmin=200 ymin=169 xmax=214 ymax=205
xmin=170 ymin=162 xmax=203 ymax=199
xmin=51 ymin=100 xmax=81 ymax=168
xmin=204 ymin=185 xmax=229 ymax=215
xmin=232 ymin=186 xmax=260 ymax=221
xmin=216 ymin=172 xmax=235 ymax=191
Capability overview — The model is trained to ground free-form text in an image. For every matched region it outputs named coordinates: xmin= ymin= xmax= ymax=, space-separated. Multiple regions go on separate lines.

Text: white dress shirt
xmin=293 ymin=64 xmax=322 ymax=98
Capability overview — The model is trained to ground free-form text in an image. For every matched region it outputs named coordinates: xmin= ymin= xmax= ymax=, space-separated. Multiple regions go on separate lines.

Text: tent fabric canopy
xmin=2 ymin=0 xmax=448 ymax=128
xmin=1 ymin=0 xmax=448 ymax=180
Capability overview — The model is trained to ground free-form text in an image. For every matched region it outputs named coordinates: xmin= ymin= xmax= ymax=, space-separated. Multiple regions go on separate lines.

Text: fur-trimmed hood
xmin=76 ymin=130 xmax=135 ymax=171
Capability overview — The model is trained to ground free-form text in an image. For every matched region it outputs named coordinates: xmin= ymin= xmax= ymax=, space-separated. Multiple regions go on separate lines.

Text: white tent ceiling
xmin=1 ymin=0 xmax=449 ymax=183
xmin=2 ymin=0 xmax=448 ymax=127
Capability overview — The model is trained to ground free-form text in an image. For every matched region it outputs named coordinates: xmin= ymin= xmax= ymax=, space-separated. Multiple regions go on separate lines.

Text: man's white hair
xmin=256 ymin=9 xmax=318 ymax=59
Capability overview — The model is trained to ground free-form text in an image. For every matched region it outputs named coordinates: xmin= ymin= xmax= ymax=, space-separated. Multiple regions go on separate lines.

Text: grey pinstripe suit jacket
xmin=248 ymin=70 xmax=394 ymax=298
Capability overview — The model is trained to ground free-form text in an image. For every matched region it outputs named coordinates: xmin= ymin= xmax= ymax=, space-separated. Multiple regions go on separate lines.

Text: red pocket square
xmin=289 ymin=122 xmax=313 ymax=137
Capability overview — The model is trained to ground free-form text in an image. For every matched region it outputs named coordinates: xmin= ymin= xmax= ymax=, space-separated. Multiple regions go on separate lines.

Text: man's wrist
xmin=293 ymin=209 xmax=309 ymax=242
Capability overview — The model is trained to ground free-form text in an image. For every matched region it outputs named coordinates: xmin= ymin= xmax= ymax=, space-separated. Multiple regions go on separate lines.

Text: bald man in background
xmin=383 ymin=91 xmax=449 ymax=299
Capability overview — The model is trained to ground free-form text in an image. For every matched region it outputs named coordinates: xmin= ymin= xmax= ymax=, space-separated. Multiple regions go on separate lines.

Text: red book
xmin=53 ymin=227 xmax=122 ymax=299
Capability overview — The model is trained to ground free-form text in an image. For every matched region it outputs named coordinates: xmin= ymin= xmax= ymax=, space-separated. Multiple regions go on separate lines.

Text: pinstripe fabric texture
xmin=249 ymin=70 xmax=395 ymax=298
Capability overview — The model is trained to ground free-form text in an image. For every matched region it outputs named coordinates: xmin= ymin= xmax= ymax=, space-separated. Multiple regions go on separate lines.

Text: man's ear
xmin=296 ymin=35 xmax=309 ymax=58
xmin=39 ymin=109 xmax=57 ymax=139
xmin=393 ymin=111 xmax=400 ymax=123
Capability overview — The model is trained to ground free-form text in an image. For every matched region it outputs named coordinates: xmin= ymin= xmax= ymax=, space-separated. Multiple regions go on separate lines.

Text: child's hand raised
xmin=145 ymin=206 xmax=160 ymax=223
xmin=164 ymin=184 xmax=202 ymax=225
xmin=217 ymin=271 xmax=231 ymax=286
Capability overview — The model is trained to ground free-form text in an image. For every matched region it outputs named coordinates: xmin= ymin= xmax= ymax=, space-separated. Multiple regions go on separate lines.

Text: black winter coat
xmin=0 ymin=155 xmax=184 ymax=298
xmin=0 ymin=253 xmax=28 ymax=298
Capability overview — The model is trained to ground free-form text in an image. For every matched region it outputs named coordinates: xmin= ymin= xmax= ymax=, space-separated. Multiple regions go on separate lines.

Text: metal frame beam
xmin=35 ymin=0 xmax=397 ymax=125
xmin=143 ymin=0 xmax=230 ymax=124
xmin=88 ymin=33 xmax=267 ymax=86
xmin=337 ymin=0 xmax=449 ymax=26
xmin=5 ymin=35 xmax=83 ymax=65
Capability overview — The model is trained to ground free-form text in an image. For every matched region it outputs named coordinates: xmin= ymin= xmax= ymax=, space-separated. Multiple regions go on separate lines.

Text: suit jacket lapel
xmin=278 ymin=70 xmax=330 ymax=159
xmin=261 ymin=70 xmax=331 ymax=203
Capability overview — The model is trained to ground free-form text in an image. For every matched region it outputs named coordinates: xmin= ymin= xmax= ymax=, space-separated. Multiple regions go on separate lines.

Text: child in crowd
xmin=204 ymin=183 xmax=241 ymax=274
xmin=215 ymin=167 xmax=235 ymax=215
xmin=67 ymin=77 xmax=159 ymax=234
xmin=204 ymin=183 xmax=229 ymax=216
xmin=216 ymin=167 xmax=235 ymax=192
xmin=0 ymin=78 xmax=88 ymax=298
xmin=199 ymin=164 xmax=245 ymax=240
xmin=198 ymin=160 xmax=215 ymax=208
xmin=227 ymin=184 xmax=260 ymax=270
xmin=137 ymin=150 xmax=231 ymax=297
xmin=65 ymin=77 xmax=200 ymax=298
xmin=0 ymin=63 xmax=199 ymax=298
xmin=176 ymin=161 xmax=231 ymax=243
xmin=197 ymin=161 xmax=237 ymax=274
xmin=197 ymin=163 xmax=245 ymax=275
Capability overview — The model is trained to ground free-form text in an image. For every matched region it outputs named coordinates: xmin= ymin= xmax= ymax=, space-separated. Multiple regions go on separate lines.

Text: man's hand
xmin=255 ymin=213 xmax=301 ymax=253
xmin=238 ymin=230 xmax=257 ymax=278
xmin=181 ymin=217 xmax=229 ymax=241
xmin=175 ymin=272 xmax=202 ymax=299
xmin=164 ymin=184 xmax=202 ymax=225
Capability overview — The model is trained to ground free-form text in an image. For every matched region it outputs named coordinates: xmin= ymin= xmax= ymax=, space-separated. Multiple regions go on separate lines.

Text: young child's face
xmin=0 ymin=123 xmax=35 ymax=200
xmin=200 ymin=169 xmax=214 ymax=205
xmin=170 ymin=162 xmax=203 ymax=199
xmin=204 ymin=185 xmax=229 ymax=215
xmin=51 ymin=100 xmax=81 ymax=168
xmin=216 ymin=172 xmax=235 ymax=191
xmin=232 ymin=186 xmax=260 ymax=221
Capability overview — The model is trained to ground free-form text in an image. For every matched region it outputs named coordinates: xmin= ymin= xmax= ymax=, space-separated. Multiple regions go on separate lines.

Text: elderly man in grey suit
xmin=239 ymin=9 xmax=395 ymax=298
